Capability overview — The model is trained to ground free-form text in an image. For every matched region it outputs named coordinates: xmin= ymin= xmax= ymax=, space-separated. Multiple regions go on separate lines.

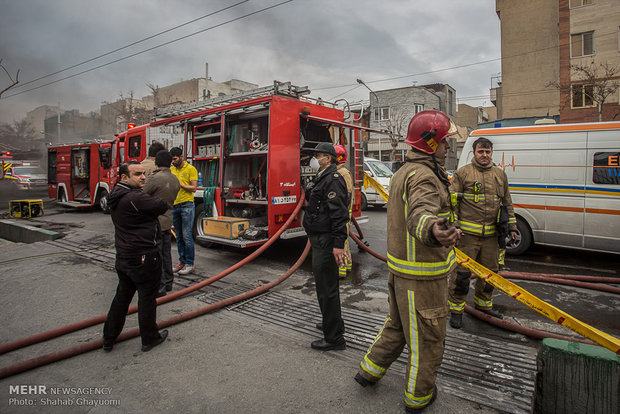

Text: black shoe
xmin=315 ymin=322 xmax=323 ymax=330
xmin=310 ymin=339 xmax=346 ymax=351
xmin=475 ymin=307 xmax=504 ymax=319
xmin=141 ymin=330 xmax=168 ymax=352
xmin=165 ymin=284 xmax=173 ymax=292
xmin=405 ymin=385 xmax=438 ymax=412
xmin=102 ymin=339 xmax=114 ymax=352
xmin=449 ymin=313 xmax=463 ymax=329
xmin=354 ymin=373 xmax=376 ymax=388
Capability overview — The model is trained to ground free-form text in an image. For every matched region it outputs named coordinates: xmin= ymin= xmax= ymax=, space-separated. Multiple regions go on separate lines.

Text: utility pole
xmin=357 ymin=79 xmax=382 ymax=160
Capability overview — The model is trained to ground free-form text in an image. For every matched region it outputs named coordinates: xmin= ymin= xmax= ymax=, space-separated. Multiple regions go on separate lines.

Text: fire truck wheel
xmin=98 ymin=190 xmax=110 ymax=214
xmin=506 ymin=217 xmax=532 ymax=256
xmin=360 ymin=193 xmax=368 ymax=211
xmin=193 ymin=203 xmax=213 ymax=247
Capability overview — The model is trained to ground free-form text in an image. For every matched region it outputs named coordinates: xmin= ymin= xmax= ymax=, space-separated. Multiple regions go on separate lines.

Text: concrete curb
xmin=0 ymin=219 xmax=62 ymax=243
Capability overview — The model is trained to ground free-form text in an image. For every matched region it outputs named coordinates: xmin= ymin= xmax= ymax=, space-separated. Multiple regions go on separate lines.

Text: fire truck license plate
xmin=272 ymin=196 xmax=297 ymax=205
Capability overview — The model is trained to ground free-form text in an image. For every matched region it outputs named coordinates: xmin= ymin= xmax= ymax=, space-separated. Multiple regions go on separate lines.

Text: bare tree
xmin=383 ymin=106 xmax=408 ymax=160
xmin=572 ymin=61 xmax=620 ymax=122
xmin=0 ymin=59 xmax=20 ymax=98
xmin=0 ymin=119 xmax=36 ymax=150
xmin=548 ymin=61 xmax=620 ymax=121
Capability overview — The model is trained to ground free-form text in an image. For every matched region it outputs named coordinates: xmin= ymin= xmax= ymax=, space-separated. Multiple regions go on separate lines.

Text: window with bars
xmin=374 ymin=107 xmax=390 ymax=121
xmin=571 ymin=84 xmax=595 ymax=108
xmin=414 ymin=104 xmax=424 ymax=114
xmin=569 ymin=0 xmax=593 ymax=8
xmin=571 ymin=31 xmax=594 ymax=57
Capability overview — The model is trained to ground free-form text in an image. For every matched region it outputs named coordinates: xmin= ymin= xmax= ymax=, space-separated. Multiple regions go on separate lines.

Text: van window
xmin=593 ymin=152 xmax=620 ymax=184
xmin=366 ymin=160 xmax=393 ymax=178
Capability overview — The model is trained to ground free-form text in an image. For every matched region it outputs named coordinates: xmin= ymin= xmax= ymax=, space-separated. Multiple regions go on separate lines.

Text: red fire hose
xmin=0 ymin=241 xmax=311 ymax=379
xmin=0 ymin=192 xmax=306 ymax=355
xmin=348 ymin=232 xmax=617 ymax=345
xmin=499 ymin=271 xmax=620 ymax=294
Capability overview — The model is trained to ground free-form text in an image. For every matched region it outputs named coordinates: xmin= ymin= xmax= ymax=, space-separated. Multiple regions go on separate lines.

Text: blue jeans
xmin=172 ymin=202 xmax=195 ymax=266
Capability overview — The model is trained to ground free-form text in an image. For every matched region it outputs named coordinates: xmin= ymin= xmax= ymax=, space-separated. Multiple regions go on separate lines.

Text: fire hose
xmin=0 ymin=192 xmax=306 ymax=356
xmin=0 ymin=241 xmax=311 ymax=379
xmin=348 ymin=222 xmax=620 ymax=354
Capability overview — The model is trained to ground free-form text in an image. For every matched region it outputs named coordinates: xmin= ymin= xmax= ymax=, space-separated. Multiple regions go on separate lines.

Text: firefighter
xmin=303 ymin=142 xmax=350 ymax=351
xmin=333 ymin=144 xmax=353 ymax=278
xmin=448 ymin=137 xmax=518 ymax=329
xmin=355 ymin=110 xmax=461 ymax=412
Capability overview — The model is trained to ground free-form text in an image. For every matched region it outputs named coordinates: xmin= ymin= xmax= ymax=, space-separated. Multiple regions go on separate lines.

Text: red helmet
xmin=404 ymin=110 xmax=457 ymax=154
xmin=333 ymin=144 xmax=347 ymax=163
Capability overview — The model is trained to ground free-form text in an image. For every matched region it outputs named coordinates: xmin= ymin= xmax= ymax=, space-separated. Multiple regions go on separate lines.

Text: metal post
xmin=357 ymin=79 xmax=381 ymax=160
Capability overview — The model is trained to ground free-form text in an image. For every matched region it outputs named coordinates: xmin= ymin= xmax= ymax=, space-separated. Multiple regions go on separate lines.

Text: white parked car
xmin=361 ymin=157 xmax=393 ymax=210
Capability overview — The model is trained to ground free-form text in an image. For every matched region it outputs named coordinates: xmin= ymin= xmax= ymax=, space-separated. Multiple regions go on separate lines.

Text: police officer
xmin=303 ymin=142 xmax=350 ymax=351
xmin=355 ymin=110 xmax=461 ymax=412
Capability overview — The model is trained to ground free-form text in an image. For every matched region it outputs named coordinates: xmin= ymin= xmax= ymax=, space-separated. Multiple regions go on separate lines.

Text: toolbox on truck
xmin=203 ymin=217 xmax=250 ymax=239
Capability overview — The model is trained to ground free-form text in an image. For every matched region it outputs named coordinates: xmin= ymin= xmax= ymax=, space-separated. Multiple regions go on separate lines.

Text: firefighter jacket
xmin=336 ymin=163 xmax=354 ymax=213
xmin=303 ymin=163 xmax=350 ymax=249
xmin=450 ymin=158 xmax=517 ymax=237
xmin=387 ymin=150 xmax=457 ymax=280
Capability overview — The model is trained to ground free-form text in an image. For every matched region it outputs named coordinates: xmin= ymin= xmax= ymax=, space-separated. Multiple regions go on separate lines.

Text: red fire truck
xmin=48 ymin=81 xmax=381 ymax=248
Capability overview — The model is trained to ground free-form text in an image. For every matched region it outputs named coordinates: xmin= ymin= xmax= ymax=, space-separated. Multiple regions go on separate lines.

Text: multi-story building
xmin=493 ymin=0 xmax=620 ymax=124
xmin=366 ymin=83 xmax=456 ymax=162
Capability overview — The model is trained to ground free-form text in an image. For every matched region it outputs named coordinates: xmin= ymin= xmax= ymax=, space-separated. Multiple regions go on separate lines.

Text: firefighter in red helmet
xmin=333 ymin=144 xmax=353 ymax=278
xmin=355 ymin=110 xmax=461 ymax=412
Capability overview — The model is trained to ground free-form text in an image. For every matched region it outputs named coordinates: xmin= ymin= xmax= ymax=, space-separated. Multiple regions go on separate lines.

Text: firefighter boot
xmin=449 ymin=313 xmax=463 ymax=329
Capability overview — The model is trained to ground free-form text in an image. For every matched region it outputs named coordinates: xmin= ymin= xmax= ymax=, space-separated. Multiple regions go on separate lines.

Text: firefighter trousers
xmin=338 ymin=222 xmax=352 ymax=278
xmin=357 ymin=272 xmax=447 ymax=410
xmin=448 ymin=233 xmax=499 ymax=314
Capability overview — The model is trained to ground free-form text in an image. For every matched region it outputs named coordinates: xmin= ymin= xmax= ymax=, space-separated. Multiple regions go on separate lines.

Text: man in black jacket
xmin=303 ymin=142 xmax=350 ymax=351
xmin=102 ymin=161 xmax=169 ymax=352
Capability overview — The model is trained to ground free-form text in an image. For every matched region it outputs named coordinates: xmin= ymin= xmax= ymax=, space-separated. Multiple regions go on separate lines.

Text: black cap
xmin=310 ymin=142 xmax=337 ymax=158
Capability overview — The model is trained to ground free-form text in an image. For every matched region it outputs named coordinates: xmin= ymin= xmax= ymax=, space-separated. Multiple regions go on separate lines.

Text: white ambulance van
xmin=459 ymin=121 xmax=620 ymax=255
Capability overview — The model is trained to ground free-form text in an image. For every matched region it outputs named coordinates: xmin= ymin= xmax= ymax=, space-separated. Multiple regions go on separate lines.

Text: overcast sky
xmin=0 ymin=0 xmax=501 ymax=125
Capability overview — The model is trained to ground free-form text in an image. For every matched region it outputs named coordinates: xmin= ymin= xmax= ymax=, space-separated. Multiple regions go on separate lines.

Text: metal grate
xmin=199 ymin=286 xmax=537 ymax=414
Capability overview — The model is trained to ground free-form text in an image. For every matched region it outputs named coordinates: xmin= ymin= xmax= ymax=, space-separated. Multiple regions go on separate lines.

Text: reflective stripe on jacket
xmin=450 ymin=159 xmax=517 ymax=237
xmin=386 ymin=150 xmax=457 ymax=280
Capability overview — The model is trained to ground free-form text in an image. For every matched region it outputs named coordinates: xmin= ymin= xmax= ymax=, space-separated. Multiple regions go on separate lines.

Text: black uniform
xmin=303 ymin=163 xmax=350 ymax=344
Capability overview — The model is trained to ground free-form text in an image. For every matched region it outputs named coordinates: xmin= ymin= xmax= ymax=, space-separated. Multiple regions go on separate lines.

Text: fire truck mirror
xmin=99 ymin=147 xmax=112 ymax=169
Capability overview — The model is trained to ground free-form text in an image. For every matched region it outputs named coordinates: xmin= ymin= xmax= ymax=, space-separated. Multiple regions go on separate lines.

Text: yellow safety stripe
xmin=406 ymin=290 xmax=419 ymax=398
xmin=448 ymin=300 xmax=465 ymax=312
xmin=338 ymin=268 xmax=347 ymax=276
xmin=473 ymin=296 xmax=493 ymax=309
xmin=455 ymin=248 xmax=620 ymax=354
xmin=405 ymin=389 xmax=434 ymax=409
xmin=387 ymin=251 xmax=456 ymax=277
xmin=360 ymin=316 xmax=391 ymax=379
xmin=415 ymin=215 xmax=432 ymax=243
xmin=458 ymin=220 xmax=496 ymax=236
xmin=508 ymin=217 xmax=516 ymax=224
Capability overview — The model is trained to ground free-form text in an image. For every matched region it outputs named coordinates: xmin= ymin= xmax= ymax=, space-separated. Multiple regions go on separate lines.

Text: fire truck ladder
xmin=153 ymin=81 xmax=310 ymax=121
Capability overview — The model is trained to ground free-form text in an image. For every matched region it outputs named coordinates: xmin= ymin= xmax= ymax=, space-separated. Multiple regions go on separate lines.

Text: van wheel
xmin=361 ymin=193 xmax=368 ymax=211
xmin=98 ymin=190 xmax=110 ymax=214
xmin=193 ymin=203 xmax=213 ymax=248
xmin=506 ymin=217 xmax=532 ymax=255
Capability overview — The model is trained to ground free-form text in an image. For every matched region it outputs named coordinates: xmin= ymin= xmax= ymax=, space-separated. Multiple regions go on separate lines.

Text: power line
xmin=11 ymin=1 xmax=250 ymax=91
xmin=3 ymin=0 xmax=294 ymax=99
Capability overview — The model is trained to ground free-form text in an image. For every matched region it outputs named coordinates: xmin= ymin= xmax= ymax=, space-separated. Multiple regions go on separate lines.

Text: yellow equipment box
xmin=203 ymin=217 xmax=249 ymax=239
xmin=9 ymin=199 xmax=44 ymax=219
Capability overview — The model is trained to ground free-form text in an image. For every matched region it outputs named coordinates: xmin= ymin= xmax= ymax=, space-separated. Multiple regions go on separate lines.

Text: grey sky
xmin=0 ymin=0 xmax=501 ymax=124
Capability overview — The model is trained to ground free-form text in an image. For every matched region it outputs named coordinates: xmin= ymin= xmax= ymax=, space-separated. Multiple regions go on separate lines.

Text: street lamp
xmin=357 ymin=79 xmax=382 ymax=160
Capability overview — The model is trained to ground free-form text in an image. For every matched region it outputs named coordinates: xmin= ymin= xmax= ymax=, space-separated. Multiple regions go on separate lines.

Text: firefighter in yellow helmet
xmin=333 ymin=144 xmax=353 ymax=278
xmin=355 ymin=110 xmax=461 ymax=412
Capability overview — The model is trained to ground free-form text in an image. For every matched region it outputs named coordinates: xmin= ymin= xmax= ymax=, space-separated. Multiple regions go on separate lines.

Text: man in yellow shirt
xmin=170 ymin=147 xmax=198 ymax=275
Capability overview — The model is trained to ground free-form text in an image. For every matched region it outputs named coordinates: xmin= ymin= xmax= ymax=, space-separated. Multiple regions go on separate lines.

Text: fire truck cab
xmin=149 ymin=81 xmax=372 ymax=248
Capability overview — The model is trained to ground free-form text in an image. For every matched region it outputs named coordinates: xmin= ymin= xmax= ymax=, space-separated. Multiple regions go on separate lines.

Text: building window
xmin=571 ymin=31 xmax=594 ymax=57
xmin=571 ymin=84 xmax=595 ymax=108
xmin=414 ymin=104 xmax=424 ymax=114
xmin=569 ymin=0 xmax=593 ymax=8
xmin=374 ymin=107 xmax=390 ymax=121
